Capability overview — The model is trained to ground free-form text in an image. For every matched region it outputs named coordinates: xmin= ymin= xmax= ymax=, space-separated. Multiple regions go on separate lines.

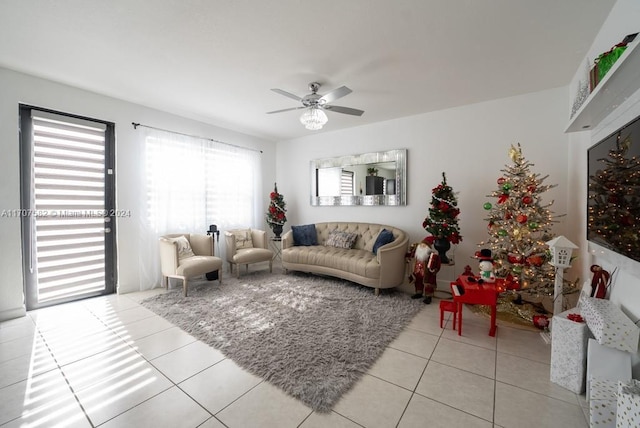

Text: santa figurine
xmin=476 ymin=249 xmax=495 ymax=283
xmin=411 ymin=241 xmax=441 ymax=304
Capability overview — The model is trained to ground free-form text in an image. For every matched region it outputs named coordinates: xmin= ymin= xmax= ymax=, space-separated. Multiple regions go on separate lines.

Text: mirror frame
xmin=310 ymin=149 xmax=407 ymax=206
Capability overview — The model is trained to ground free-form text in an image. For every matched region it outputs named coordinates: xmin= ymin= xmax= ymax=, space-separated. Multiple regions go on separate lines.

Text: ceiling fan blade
xmin=324 ymin=105 xmax=364 ymax=116
xmin=266 ymin=106 xmax=305 ymax=114
xmin=319 ymin=86 xmax=352 ymax=104
xmin=271 ymin=88 xmax=302 ymax=102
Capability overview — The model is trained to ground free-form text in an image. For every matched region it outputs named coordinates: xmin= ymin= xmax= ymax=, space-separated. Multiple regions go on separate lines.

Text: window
xmin=143 ymin=130 xmax=261 ymax=232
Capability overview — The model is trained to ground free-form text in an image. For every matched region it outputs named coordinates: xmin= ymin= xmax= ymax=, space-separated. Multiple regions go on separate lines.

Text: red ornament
xmin=498 ymin=194 xmax=509 ymax=204
xmin=497 ymin=177 xmax=506 ymax=185
xmin=532 ymin=315 xmax=549 ymax=330
xmin=507 ymin=254 xmax=523 ymax=264
xmin=516 ymin=214 xmax=528 ymax=224
xmin=522 ymin=196 xmax=533 ymax=205
xmin=505 ymin=211 xmax=512 ymax=220
xmin=526 ymin=255 xmax=544 ymax=267
xmin=527 ymin=184 xmax=537 ymax=192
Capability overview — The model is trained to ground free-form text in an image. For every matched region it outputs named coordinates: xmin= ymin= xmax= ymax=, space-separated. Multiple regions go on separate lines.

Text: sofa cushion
xmin=325 ymin=230 xmax=358 ymax=249
xmin=292 ymin=224 xmax=318 ymax=246
xmin=372 ymin=228 xmax=395 ymax=254
xmin=231 ymin=229 xmax=253 ymax=249
xmin=283 ymin=245 xmax=380 ymax=279
xmin=169 ymin=235 xmax=195 ymax=260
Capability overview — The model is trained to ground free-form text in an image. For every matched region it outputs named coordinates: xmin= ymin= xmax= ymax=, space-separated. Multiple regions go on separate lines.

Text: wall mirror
xmin=310 ymin=149 xmax=407 ymax=206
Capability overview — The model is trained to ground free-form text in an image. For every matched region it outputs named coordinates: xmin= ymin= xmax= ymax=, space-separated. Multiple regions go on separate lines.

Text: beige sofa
xmin=281 ymin=222 xmax=408 ymax=295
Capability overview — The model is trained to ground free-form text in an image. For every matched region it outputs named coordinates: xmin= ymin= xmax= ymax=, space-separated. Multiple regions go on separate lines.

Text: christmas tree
xmin=588 ymin=133 xmax=640 ymax=261
xmin=266 ymin=182 xmax=287 ymax=230
xmin=480 ymin=144 xmax=559 ymax=294
xmin=422 ymin=172 xmax=462 ymax=245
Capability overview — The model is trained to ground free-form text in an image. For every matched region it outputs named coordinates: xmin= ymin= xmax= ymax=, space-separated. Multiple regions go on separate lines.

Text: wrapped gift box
xmin=617 ymin=379 xmax=640 ymax=428
xmin=582 ymin=297 xmax=639 ymax=353
xmin=550 ymin=309 xmax=592 ymax=393
xmin=589 ymin=377 xmax=618 ymax=428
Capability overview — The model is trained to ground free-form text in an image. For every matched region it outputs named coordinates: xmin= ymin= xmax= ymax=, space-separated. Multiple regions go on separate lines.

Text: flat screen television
xmin=587 ymin=114 xmax=640 ymax=263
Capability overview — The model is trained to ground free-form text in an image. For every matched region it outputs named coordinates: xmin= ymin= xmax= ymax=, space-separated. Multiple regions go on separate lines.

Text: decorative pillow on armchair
xmin=325 ymin=230 xmax=358 ymax=249
xmin=292 ymin=224 xmax=318 ymax=246
xmin=231 ymin=229 xmax=254 ymax=249
xmin=372 ymin=228 xmax=395 ymax=254
xmin=169 ymin=235 xmax=195 ymax=260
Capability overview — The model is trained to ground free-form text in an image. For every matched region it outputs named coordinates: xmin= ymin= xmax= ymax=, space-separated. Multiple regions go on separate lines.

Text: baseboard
xmin=0 ymin=306 xmax=27 ymax=322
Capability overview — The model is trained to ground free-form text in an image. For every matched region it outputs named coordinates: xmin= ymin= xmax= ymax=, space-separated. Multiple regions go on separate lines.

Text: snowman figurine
xmin=476 ymin=249 xmax=496 ymax=283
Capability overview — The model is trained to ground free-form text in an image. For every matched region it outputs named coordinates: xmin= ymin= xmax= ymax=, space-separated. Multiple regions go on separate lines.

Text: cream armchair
xmin=159 ymin=233 xmax=222 ymax=296
xmin=225 ymin=228 xmax=274 ymax=278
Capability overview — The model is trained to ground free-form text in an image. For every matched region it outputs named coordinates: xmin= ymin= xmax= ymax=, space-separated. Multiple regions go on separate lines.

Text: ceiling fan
xmin=267 ymin=82 xmax=364 ymax=130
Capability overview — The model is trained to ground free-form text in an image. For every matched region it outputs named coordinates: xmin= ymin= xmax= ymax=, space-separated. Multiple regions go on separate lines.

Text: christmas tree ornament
xmin=532 ymin=315 xmax=549 ymax=330
xmin=498 ymin=229 xmax=507 ymax=237
xmin=509 ymin=144 xmax=523 ymax=163
xmin=498 ymin=194 xmax=509 ymax=204
xmin=522 ymin=195 xmax=533 ymax=205
xmin=483 ymin=202 xmax=492 ymax=210
xmin=528 ymin=221 xmax=539 ymax=230
xmin=508 ymin=253 xmax=523 ymax=264
xmin=502 ymin=183 xmax=512 ymax=191
xmin=527 ymin=184 xmax=537 ymax=192
xmin=497 ymin=177 xmax=506 ymax=185
xmin=526 ymin=255 xmax=544 ymax=267
xmin=516 ymin=214 xmax=528 ymax=224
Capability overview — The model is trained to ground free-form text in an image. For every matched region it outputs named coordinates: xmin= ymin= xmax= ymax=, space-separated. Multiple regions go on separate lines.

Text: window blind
xmin=31 ymin=112 xmax=108 ymax=302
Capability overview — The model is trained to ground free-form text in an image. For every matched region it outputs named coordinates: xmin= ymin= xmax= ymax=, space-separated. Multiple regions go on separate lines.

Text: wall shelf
xmin=566 ymin=38 xmax=640 ymax=133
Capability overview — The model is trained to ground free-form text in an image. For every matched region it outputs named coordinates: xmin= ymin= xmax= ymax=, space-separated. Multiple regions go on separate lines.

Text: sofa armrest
xmin=282 ymin=230 xmax=294 ymax=249
xmin=159 ymin=238 xmax=179 ymax=276
xmin=376 ymin=233 xmax=409 ymax=286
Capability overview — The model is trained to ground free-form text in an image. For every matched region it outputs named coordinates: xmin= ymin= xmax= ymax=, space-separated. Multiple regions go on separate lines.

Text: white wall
xmin=566 ymin=0 xmax=640 ymax=376
xmin=0 ymin=67 xmax=276 ymax=321
xmin=276 ymin=86 xmax=570 ymax=281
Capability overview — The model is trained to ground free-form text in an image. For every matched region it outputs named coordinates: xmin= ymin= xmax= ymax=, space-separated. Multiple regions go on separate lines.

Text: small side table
xmin=270 ymin=237 xmax=282 ymax=262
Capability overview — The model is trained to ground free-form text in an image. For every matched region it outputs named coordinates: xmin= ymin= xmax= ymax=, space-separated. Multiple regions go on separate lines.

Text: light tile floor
xmin=0 ymin=284 xmax=590 ymax=428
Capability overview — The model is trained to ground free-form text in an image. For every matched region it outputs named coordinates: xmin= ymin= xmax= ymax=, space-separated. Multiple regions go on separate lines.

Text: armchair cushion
xmin=292 ymin=224 xmax=318 ymax=246
xmin=325 ymin=230 xmax=358 ymax=249
xmin=168 ymin=235 xmax=195 ymax=260
xmin=231 ymin=229 xmax=253 ymax=249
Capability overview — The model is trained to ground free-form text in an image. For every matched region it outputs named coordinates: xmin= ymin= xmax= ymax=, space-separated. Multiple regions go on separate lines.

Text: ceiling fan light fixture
xmin=300 ymin=107 xmax=328 ymax=130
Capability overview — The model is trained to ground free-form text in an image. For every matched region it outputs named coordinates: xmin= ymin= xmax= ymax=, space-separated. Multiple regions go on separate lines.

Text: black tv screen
xmin=587 ymin=114 xmax=640 ymax=263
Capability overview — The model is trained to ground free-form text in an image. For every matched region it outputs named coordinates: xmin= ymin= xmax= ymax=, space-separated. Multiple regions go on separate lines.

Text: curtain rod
xmin=131 ymin=122 xmax=263 ymax=153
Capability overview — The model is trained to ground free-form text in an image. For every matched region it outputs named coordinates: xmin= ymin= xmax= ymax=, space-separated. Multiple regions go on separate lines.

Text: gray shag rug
xmin=140 ymin=271 xmax=423 ymax=412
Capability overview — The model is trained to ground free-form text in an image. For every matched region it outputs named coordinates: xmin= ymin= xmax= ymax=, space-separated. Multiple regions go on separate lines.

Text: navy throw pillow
xmin=372 ymin=228 xmax=395 ymax=254
xmin=292 ymin=224 xmax=318 ymax=246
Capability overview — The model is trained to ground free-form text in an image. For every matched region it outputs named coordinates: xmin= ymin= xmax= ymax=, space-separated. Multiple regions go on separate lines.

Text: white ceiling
xmin=0 ymin=0 xmax=616 ymax=141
